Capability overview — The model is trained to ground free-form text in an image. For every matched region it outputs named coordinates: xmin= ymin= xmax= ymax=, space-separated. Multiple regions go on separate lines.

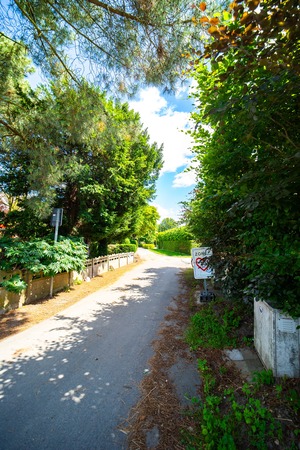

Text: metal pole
xmin=204 ymin=279 xmax=208 ymax=295
xmin=54 ymin=211 xmax=59 ymax=243
xmin=50 ymin=211 xmax=60 ymax=298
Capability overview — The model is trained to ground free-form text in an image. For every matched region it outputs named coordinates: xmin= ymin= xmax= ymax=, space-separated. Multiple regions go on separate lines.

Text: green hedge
xmin=107 ymin=243 xmax=137 ymax=254
xmin=157 ymin=226 xmax=194 ymax=255
xmin=141 ymin=243 xmax=155 ymax=250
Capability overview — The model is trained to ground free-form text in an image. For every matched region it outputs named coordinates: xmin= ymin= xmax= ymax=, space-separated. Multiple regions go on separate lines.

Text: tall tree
xmin=158 ymin=217 xmax=178 ymax=232
xmin=0 ymin=69 xmax=163 ymax=249
xmin=0 ymin=0 xmax=212 ymax=93
xmin=186 ymin=0 xmax=300 ymax=316
xmin=134 ymin=205 xmax=160 ymax=243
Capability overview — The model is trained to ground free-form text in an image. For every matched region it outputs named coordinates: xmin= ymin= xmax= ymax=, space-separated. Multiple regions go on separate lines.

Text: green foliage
xmin=157 ymin=226 xmax=193 ymax=242
xmin=0 ymin=237 xmax=87 ymax=276
xmin=252 ymin=370 xmax=275 ymax=388
xmin=184 ymin=367 xmax=284 ymax=450
xmin=158 ymin=217 xmax=178 ymax=232
xmin=140 ymin=243 xmax=156 ymax=250
xmin=0 ymin=274 xmax=27 ymax=294
xmin=107 ymin=243 xmax=137 ymax=254
xmin=0 ymin=1 xmax=204 ymax=93
xmin=157 ymin=226 xmax=194 ymax=254
xmin=186 ymin=0 xmax=300 ymax=317
xmin=287 ymin=389 xmax=300 ymax=414
xmin=134 ymin=205 xmax=160 ymax=244
xmin=197 ymin=359 xmax=216 ymax=395
xmin=186 ymin=300 xmax=241 ymax=350
xmin=0 ymin=66 xmax=163 ymax=245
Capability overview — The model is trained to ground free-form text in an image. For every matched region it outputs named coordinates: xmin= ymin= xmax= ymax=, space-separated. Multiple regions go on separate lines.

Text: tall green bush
xmin=157 ymin=226 xmax=194 ymax=255
xmin=185 ymin=0 xmax=300 ymax=317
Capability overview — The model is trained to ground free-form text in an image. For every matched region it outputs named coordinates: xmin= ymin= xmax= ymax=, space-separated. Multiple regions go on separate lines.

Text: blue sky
xmin=128 ymin=87 xmax=196 ymax=221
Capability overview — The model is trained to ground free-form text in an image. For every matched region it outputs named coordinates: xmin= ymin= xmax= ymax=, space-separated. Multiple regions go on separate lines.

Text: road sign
xmin=191 ymin=247 xmax=214 ymax=279
xmin=50 ymin=208 xmax=63 ymax=227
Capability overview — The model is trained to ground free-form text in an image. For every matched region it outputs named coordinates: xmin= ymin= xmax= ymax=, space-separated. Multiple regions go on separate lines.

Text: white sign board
xmin=191 ymin=247 xmax=214 ymax=279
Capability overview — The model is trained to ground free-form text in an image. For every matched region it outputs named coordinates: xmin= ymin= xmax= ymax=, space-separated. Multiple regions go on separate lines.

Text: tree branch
xmin=0 ymin=119 xmax=25 ymax=139
xmin=0 ymin=31 xmax=25 ymax=47
xmin=49 ymin=1 xmax=127 ymax=67
xmin=14 ymin=0 xmax=78 ymax=83
xmin=86 ymin=0 xmax=152 ymax=26
xmin=270 ymin=116 xmax=300 ymax=150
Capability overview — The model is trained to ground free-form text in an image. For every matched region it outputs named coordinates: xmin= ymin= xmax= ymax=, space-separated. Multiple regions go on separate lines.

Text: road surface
xmin=0 ymin=249 xmax=190 ymax=450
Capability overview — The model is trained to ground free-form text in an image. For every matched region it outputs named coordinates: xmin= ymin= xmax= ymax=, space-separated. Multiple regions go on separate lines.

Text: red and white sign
xmin=191 ymin=247 xmax=214 ymax=279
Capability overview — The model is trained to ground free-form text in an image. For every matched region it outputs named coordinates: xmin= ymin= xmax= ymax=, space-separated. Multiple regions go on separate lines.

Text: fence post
xmin=107 ymin=256 xmax=110 ymax=272
xmin=92 ymin=258 xmax=94 ymax=278
xmin=25 ymin=270 xmax=31 ymax=304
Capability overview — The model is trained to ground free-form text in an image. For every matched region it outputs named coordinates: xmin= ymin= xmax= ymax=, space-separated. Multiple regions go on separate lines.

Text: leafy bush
xmin=186 ymin=300 xmax=241 ymax=349
xmin=107 ymin=243 xmax=137 ymax=254
xmin=0 ymin=236 xmax=88 ymax=276
xmin=157 ymin=226 xmax=194 ymax=255
xmin=0 ymin=274 xmax=27 ymax=294
xmin=141 ymin=243 xmax=155 ymax=250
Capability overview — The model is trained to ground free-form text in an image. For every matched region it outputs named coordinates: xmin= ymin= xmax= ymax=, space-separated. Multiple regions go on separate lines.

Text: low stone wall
xmin=0 ymin=288 xmax=26 ymax=312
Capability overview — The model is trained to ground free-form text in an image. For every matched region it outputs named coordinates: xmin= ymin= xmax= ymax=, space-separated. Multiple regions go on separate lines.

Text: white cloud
xmin=172 ymin=168 xmax=197 ymax=188
xmin=129 ymin=87 xmax=194 ymax=173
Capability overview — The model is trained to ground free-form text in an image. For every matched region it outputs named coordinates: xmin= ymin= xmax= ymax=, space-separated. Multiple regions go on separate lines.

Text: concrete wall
xmin=0 ymin=271 xmax=71 ymax=313
xmin=27 ymin=272 xmax=71 ymax=303
xmin=254 ymin=300 xmax=300 ymax=377
xmin=78 ymin=253 xmax=135 ymax=281
xmin=0 ymin=253 xmax=135 ymax=314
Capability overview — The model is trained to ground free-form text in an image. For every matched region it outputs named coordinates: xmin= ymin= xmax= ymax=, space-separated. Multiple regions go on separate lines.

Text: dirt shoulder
xmin=0 ymin=257 xmax=142 ymax=341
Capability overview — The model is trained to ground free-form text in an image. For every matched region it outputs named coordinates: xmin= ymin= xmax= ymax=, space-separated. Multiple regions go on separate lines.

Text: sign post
xmin=191 ymin=247 xmax=215 ymax=302
xmin=49 ymin=208 xmax=63 ymax=297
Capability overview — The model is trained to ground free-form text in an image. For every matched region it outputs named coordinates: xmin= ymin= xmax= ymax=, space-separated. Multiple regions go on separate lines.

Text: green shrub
xmin=0 ymin=236 xmax=88 ymax=276
xmin=0 ymin=274 xmax=27 ymax=294
xmin=141 ymin=243 xmax=155 ymax=250
xmin=186 ymin=300 xmax=241 ymax=349
xmin=156 ymin=226 xmax=194 ymax=254
xmin=107 ymin=243 xmax=137 ymax=254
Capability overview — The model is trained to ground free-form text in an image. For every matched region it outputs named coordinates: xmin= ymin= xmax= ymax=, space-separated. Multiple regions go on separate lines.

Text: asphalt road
xmin=0 ymin=249 xmax=190 ymax=450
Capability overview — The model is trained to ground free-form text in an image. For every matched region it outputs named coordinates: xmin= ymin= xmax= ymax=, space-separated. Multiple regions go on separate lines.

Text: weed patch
xmin=181 ymin=275 xmax=299 ymax=450
xmin=185 ymin=299 xmax=242 ymax=350
xmin=183 ymin=364 xmax=290 ymax=449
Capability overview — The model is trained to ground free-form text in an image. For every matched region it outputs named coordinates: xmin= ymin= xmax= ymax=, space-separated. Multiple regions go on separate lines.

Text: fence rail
xmin=79 ymin=252 xmax=135 ymax=280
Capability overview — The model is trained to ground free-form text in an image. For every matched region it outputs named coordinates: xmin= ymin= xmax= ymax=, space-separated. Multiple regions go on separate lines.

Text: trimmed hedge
xmin=107 ymin=243 xmax=137 ymax=254
xmin=157 ymin=227 xmax=194 ymax=255
xmin=141 ymin=243 xmax=155 ymax=250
